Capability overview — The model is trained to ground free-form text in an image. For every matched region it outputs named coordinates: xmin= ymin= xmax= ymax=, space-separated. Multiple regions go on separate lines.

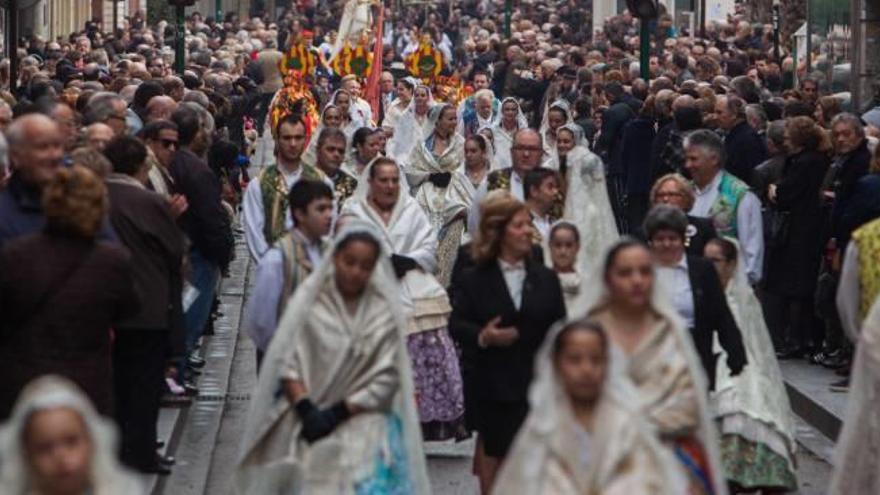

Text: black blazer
xmin=686 ymin=215 xmax=718 ymax=257
xmin=449 ymin=257 xmax=566 ymax=403
xmin=686 ymin=255 xmax=747 ymax=390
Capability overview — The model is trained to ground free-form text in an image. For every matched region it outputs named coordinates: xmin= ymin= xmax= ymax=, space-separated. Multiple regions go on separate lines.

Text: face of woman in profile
xmin=550 ymin=227 xmax=579 ymax=271
xmin=334 ymin=239 xmax=379 ymax=299
xmin=605 ymin=245 xmax=653 ymax=309
xmin=25 ymin=407 xmax=94 ymax=495
xmin=501 ymin=209 xmax=534 ymax=260
xmin=556 ymin=128 xmax=575 ymax=154
xmin=555 ymin=328 xmax=607 ymax=406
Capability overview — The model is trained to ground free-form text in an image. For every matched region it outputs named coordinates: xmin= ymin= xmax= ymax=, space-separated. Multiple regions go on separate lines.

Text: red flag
xmin=364 ymin=4 xmax=385 ymax=121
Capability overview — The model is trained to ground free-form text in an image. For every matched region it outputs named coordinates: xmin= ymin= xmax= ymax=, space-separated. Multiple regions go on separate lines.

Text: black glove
xmin=391 ymin=254 xmax=419 ymax=279
xmin=296 ymin=399 xmax=351 ymax=443
xmin=427 ymin=172 xmax=453 ymax=188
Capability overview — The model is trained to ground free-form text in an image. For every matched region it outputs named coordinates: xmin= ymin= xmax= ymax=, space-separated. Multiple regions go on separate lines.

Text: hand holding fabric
xmin=296 ymin=399 xmax=351 ymax=444
xmin=427 ymin=172 xmax=453 ymax=188
xmin=390 ymin=254 xmax=419 ymax=278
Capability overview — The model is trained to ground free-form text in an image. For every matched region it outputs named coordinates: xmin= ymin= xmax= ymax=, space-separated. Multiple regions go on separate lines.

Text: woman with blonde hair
xmin=0 ymin=166 xmax=137 ymax=418
xmin=648 ymin=173 xmax=719 ymax=256
xmin=765 ymin=116 xmax=831 ymax=358
xmin=450 ymin=191 xmax=566 ymax=493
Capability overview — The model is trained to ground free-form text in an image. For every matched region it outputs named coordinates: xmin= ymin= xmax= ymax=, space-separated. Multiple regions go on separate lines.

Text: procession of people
xmin=0 ymin=0 xmax=879 ymax=494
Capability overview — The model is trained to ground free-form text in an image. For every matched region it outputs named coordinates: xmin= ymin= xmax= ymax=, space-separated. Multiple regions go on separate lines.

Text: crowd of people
xmin=1 ymin=0 xmax=880 ymax=494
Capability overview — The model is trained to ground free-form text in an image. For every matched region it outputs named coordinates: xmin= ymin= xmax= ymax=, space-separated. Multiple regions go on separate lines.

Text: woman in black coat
xmin=0 ymin=166 xmax=138 ymax=419
xmin=764 ymin=116 xmax=831 ymax=357
xmin=449 ymin=192 xmax=565 ymax=493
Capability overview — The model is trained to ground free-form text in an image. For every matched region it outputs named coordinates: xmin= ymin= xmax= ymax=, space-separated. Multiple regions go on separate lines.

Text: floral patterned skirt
xmin=406 ymin=327 xmax=468 ymax=441
xmin=720 ymin=433 xmax=798 ymax=492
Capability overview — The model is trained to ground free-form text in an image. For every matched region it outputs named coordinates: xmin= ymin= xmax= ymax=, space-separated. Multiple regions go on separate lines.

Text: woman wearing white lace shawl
xmin=829 ymin=295 xmax=880 ymax=494
xmin=703 ymin=237 xmax=798 ymax=491
xmin=493 ymin=319 xmax=688 ymax=495
xmin=387 ymin=84 xmax=435 ymax=163
xmin=406 ymin=103 xmax=471 ymax=287
xmin=234 ymin=221 xmax=430 ymax=494
xmin=539 ymin=100 xmax=574 ymax=157
xmin=489 ymin=97 xmax=529 ymax=170
xmin=302 ymin=104 xmax=345 ymax=167
xmin=330 ymin=89 xmax=368 ymax=141
xmin=553 ymin=123 xmax=619 ymax=276
xmin=343 ymin=157 xmax=466 ymax=441
xmin=0 ymin=375 xmax=143 ymax=495
xmin=573 ymin=238 xmax=729 ymax=495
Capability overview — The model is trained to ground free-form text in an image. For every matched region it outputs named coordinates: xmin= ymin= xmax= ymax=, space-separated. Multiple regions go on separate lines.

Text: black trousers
xmin=113 ymin=329 xmax=169 ymax=469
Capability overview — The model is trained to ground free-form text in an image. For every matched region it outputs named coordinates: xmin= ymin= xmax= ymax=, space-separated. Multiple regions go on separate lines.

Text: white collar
xmin=694 ymin=171 xmax=723 ymax=195
xmin=498 ymin=257 xmax=525 ymax=271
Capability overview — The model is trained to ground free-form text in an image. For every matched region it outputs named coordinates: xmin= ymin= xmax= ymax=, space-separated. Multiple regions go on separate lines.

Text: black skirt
xmin=474 ymin=399 xmax=529 ymax=458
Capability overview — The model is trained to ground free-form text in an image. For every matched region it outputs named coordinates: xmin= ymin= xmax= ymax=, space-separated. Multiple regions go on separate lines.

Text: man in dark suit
xmin=104 ymin=136 xmax=185 ymax=474
xmin=715 ymin=95 xmax=767 ymax=185
xmin=170 ymin=105 xmax=233 ymax=383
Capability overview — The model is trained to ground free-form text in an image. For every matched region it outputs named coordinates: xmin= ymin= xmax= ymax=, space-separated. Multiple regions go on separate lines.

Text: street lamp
xmin=626 ymin=0 xmax=657 ymax=81
xmin=168 ymin=0 xmax=196 ymax=75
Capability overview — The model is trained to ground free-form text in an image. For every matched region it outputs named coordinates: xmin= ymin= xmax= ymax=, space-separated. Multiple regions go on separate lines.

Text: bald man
xmin=468 ymin=129 xmax=547 ymax=232
xmin=86 ymin=123 xmax=115 ymax=151
xmin=0 ymin=115 xmax=84 ymax=245
xmin=146 ymin=95 xmax=178 ymax=123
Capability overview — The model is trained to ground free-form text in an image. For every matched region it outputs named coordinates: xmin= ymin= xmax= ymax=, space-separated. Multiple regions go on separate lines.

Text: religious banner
xmin=329 ymin=38 xmax=374 ymax=77
xmin=280 ymin=38 xmax=317 ymax=75
xmin=405 ymin=36 xmax=445 ymax=80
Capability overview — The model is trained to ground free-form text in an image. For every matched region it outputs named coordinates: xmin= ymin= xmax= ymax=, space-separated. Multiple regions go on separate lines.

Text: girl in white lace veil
xmin=0 ymin=375 xmax=143 ymax=495
xmin=489 ymin=97 xmax=528 ymax=170
xmin=829 ymin=295 xmax=880 ymax=494
xmin=493 ymin=319 xmax=688 ymax=494
xmin=570 ymin=238 xmax=729 ymax=495
xmin=548 ymin=220 xmax=582 ymax=310
xmin=234 ymin=220 xmax=430 ymax=494
xmin=705 ymin=237 xmax=798 ymax=491
xmin=555 ymin=123 xmax=619 ymax=277
xmin=387 ymin=84 xmax=435 ymax=163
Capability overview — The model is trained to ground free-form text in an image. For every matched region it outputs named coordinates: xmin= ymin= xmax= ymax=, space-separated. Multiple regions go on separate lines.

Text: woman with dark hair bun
xmin=0 ymin=166 xmax=137 ymax=419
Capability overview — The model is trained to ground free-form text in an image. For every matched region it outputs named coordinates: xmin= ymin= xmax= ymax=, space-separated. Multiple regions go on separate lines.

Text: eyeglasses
xmin=159 ymin=138 xmax=178 ymax=149
xmin=513 ymin=146 xmax=542 ymax=153
xmin=655 ymin=191 xmax=685 ymax=199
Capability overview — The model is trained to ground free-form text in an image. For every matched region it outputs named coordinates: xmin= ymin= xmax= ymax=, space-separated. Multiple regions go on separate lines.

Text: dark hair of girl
xmin=466 ymin=134 xmax=488 ymax=153
xmin=553 ymin=319 xmax=608 ymax=358
xmin=550 ymin=222 xmax=580 ymax=244
xmin=336 ymin=231 xmax=381 ymax=260
xmin=602 ymin=236 xmax=649 ymax=280
xmin=707 ymin=237 xmax=738 ymax=263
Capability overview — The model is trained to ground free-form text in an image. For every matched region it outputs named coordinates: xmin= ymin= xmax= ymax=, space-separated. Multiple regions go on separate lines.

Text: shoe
xmin=821 ymin=352 xmax=851 ymax=370
xmin=157 ymin=454 xmax=176 ymax=466
xmin=187 ymin=355 xmax=206 ymax=368
xmin=186 ymin=365 xmax=202 ymax=376
xmin=835 ymin=365 xmax=852 ymax=377
xmin=183 ymin=381 xmax=199 ymax=397
xmin=156 ymin=440 xmax=165 ymax=449
xmin=829 ymin=378 xmax=849 ymax=392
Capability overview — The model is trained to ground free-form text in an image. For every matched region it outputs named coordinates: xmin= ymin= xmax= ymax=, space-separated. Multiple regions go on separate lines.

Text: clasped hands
xmin=478 ymin=315 xmax=519 ymax=348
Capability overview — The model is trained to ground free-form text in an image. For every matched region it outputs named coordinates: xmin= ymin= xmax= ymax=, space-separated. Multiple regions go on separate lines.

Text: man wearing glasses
xmin=142 ymin=120 xmax=188 ymax=220
xmin=468 ymin=128 xmax=546 ymax=232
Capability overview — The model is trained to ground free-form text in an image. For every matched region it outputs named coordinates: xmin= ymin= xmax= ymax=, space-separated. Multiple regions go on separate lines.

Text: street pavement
xmin=150 ymin=228 xmax=834 ymax=495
